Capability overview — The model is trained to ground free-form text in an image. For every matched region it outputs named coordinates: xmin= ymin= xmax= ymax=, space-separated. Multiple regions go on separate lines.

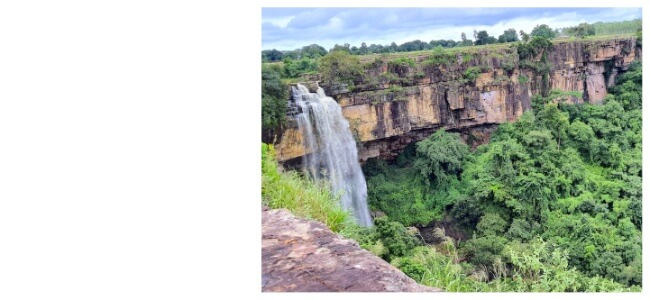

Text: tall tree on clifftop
xmin=531 ymin=24 xmax=557 ymax=39
xmin=498 ymin=28 xmax=519 ymax=43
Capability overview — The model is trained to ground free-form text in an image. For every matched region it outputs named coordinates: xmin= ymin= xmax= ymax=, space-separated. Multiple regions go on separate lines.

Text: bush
xmin=517 ymin=75 xmax=529 ymax=83
xmin=374 ymin=217 xmax=420 ymax=260
xmin=463 ymin=66 xmax=481 ymax=82
xmin=388 ymin=57 xmax=416 ymax=68
xmin=319 ymin=51 xmax=364 ymax=86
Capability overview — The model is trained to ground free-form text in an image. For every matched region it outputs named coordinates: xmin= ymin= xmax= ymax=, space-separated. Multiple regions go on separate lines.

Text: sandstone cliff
xmin=275 ymin=37 xmax=640 ymax=163
xmin=262 ymin=208 xmax=439 ymax=292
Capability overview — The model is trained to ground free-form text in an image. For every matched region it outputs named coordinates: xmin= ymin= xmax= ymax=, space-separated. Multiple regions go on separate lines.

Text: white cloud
xmin=263 ymin=16 xmax=294 ymax=28
xmin=325 ymin=16 xmax=344 ymax=31
xmin=262 ymin=8 xmax=641 ymax=50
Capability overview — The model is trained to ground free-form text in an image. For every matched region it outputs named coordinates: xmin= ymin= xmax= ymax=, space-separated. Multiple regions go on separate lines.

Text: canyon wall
xmin=275 ymin=37 xmax=640 ymax=163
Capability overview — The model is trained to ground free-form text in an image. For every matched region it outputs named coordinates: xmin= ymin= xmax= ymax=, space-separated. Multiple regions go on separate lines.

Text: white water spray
xmin=292 ymin=83 xmax=372 ymax=226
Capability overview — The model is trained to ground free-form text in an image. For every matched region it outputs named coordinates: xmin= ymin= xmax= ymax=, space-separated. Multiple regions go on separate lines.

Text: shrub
xmin=319 ymin=51 xmax=364 ymax=86
xmin=464 ymin=66 xmax=481 ymax=82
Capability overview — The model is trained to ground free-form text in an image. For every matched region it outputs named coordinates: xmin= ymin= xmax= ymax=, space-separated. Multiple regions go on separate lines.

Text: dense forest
xmin=351 ymin=61 xmax=642 ymax=291
xmin=261 ymin=19 xmax=642 ymax=292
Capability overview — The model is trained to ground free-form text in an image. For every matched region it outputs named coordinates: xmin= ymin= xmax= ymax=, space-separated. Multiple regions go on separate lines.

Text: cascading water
xmin=292 ymin=83 xmax=372 ymax=227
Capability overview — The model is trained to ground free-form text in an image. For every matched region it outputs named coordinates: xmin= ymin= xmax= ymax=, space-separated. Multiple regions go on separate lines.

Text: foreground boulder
xmin=262 ymin=208 xmax=439 ymax=292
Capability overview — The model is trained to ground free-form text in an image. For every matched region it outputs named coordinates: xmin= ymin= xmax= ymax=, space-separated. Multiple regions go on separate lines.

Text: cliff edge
xmin=262 ymin=208 xmax=439 ymax=292
xmin=275 ymin=37 xmax=640 ymax=163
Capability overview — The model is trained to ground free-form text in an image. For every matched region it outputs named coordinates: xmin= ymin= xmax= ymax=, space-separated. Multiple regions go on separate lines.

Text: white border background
xmin=0 ymin=1 xmax=646 ymax=299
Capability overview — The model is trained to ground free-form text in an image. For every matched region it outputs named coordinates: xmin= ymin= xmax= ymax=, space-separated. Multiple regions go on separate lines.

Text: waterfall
xmin=292 ymin=83 xmax=372 ymax=227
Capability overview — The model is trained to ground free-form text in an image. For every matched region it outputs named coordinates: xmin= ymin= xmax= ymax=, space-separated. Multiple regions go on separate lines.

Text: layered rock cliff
xmin=262 ymin=208 xmax=439 ymax=292
xmin=275 ymin=37 xmax=640 ymax=163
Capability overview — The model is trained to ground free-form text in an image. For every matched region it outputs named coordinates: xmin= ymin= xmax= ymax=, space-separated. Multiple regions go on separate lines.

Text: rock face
xmin=262 ymin=208 xmax=439 ymax=292
xmin=275 ymin=37 xmax=640 ymax=163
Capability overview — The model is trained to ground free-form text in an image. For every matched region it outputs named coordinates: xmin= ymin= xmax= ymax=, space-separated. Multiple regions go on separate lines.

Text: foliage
xmin=360 ymin=62 xmax=642 ymax=291
xmin=563 ymin=23 xmax=596 ymax=38
xmin=262 ymin=32 xmax=643 ymax=292
xmin=282 ymin=57 xmax=318 ymax=78
xmin=517 ymin=75 xmax=528 ymax=83
xmin=364 ymin=132 xmax=470 ymax=226
xmin=261 ymin=49 xmax=284 ymax=62
xmin=299 ymin=44 xmax=328 ymax=58
xmin=498 ymin=28 xmax=520 ymax=43
xmin=341 ymin=216 xmax=421 ymax=261
xmin=261 ymin=19 xmax=639 ymax=61
xmin=463 ymin=66 xmax=482 ymax=82
xmin=475 ymin=30 xmax=498 ymax=45
xmin=450 ymin=197 xmax=482 ymax=230
xmin=592 ymin=19 xmax=641 ymax=36
xmin=388 ymin=57 xmax=416 ymax=68
xmin=517 ymin=36 xmax=553 ymax=61
xmin=261 ymin=143 xmax=350 ymax=232
xmin=413 ymin=129 xmax=470 ymax=187
xmin=365 ymin=161 xmax=440 ymax=226
xmin=530 ymin=24 xmax=557 ymax=39
xmin=423 ymin=47 xmax=456 ymax=67
xmin=374 ymin=217 xmax=421 ymax=260
xmin=261 ymin=64 xmax=287 ymax=142
xmin=319 ymin=51 xmax=364 ymax=86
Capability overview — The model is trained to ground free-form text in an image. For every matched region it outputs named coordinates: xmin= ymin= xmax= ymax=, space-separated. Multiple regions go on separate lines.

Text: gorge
xmin=262 ymin=32 xmax=643 ymax=292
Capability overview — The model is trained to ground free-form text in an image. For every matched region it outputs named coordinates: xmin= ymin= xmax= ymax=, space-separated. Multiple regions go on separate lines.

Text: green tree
xmin=261 ymin=49 xmax=284 ymax=62
xmin=537 ymin=103 xmax=570 ymax=150
xmin=300 ymin=44 xmax=328 ymax=58
xmin=475 ymin=30 xmax=497 ymax=45
xmin=460 ymin=32 xmax=473 ymax=46
xmin=565 ymin=23 xmax=596 ymax=38
xmin=568 ymin=120 xmax=596 ymax=161
xmin=374 ymin=217 xmax=420 ymax=260
xmin=318 ymin=51 xmax=363 ymax=86
xmin=330 ymin=43 xmax=351 ymax=53
xmin=476 ymin=213 xmax=507 ymax=235
xmin=531 ymin=24 xmax=557 ymax=39
xmin=359 ymin=42 xmax=368 ymax=55
xmin=261 ymin=64 xmax=287 ymax=142
xmin=451 ymin=197 xmax=482 ymax=230
xmin=413 ymin=129 xmax=470 ymax=187
xmin=519 ymin=30 xmax=530 ymax=43
xmin=463 ymin=235 xmax=507 ymax=267
xmin=498 ymin=28 xmax=519 ymax=43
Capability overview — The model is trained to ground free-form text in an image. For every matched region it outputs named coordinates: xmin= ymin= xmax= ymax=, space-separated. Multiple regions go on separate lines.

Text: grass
xmin=356 ymin=34 xmax=635 ymax=64
xmin=548 ymin=89 xmax=583 ymax=99
xmin=552 ymin=33 xmax=635 ymax=44
xmin=358 ymin=43 xmax=515 ymax=64
xmin=262 ymin=143 xmax=351 ymax=232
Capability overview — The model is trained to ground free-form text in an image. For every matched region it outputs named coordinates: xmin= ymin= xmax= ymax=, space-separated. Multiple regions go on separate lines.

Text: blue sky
xmin=262 ymin=7 xmax=641 ymax=50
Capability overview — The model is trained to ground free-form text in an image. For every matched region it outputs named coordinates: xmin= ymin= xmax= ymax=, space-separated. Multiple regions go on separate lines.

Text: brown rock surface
xmin=275 ymin=37 xmax=640 ymax=162
xmin=262 ymin=209 xmax=440 ymax=292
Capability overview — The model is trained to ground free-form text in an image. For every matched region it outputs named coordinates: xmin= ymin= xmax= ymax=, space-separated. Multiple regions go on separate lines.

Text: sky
xmin=262 ymin=7 xmax=642 ymax=50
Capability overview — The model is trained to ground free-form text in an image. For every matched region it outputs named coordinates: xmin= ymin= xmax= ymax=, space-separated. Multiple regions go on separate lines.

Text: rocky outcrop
xmin=262 ymin=208 xmax=439 ymax=292
xmin=275 ymin=37 xmax=640 ymax=163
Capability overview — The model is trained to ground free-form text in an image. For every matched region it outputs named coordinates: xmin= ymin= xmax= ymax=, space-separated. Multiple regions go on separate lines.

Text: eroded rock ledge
xmin=275 ymin=37 xmax=641 ymax=163
xmin=262 ymin=208 xmax=439 ymax=292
